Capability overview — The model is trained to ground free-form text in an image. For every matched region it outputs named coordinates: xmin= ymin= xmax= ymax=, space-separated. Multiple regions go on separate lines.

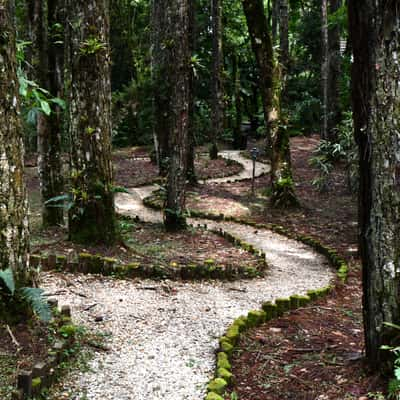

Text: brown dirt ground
xmin=186 ymin=135 xmax=386 ymax=399
xmin=30 ymin=220 xmax=262 ymax=271
xmin=20 ymin=137 xmax=388 ymax=398
xmin=113 ymin=148 xmax=243 ymax=187
xmin=0 ymin=321 xmax=51 ymax=398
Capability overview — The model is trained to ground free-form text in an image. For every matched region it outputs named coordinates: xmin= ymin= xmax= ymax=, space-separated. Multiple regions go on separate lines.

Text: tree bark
xmin=30 ymin=0 xmax=64 ymax=227
xmin=327 ymin=0 xmax=342 ymax=142
xmin=348 ymin=0 xmax=400 ymax=371
xmin=65 ymin=0 xmax=116 ymax=245
xmin=269 ymin=0 xmax=297 ymax=207
xmin=151 ymin=0 xmax=171 ymax=176
xmin=0 ymin=0 xmax=31 ymax=283
xmin=232 ymin=54 xmax=245 ymax=150
xmin=164 ymin=0 xmax=190 ymax=231
xmin=187 ymin=0 xmax=197 ymax=184
xmin=210 ymin=0 xmax=223 ymax=159
xmin=321 ymin=0 xmax=329 ymax=140
xmin=241 ymin=0 xmax=274 ymax=153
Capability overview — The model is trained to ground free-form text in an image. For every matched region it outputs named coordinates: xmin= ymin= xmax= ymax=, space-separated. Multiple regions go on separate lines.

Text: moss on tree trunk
xmin=65 ymin=0 xmax=116 ymax=245
xmin=0 ymin=0 xmax=31 ymax=284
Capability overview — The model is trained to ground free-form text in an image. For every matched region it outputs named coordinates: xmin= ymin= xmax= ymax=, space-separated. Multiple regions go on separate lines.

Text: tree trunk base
xmin=164 ymin=210 xmax=187 ymax=232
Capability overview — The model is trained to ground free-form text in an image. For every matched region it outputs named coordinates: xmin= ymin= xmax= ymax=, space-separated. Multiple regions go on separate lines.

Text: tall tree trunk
xmin=279 ymin=0 xmax=289 ymax=82
xmin=65 ymin=0 xmax=116 ymax=245
xmin=270 ymin=0 xmax=297 ymax=207
xmin=241 ymin=0 xmax=274 ymax=153
xmin=243 ymin=0 xmax=296 ymax=206
xmin=327 ymin=0 xmax=342 ymax=142
xmin=321 ymin=0 xmax=329 ymax=140
xmin=272 ymin=0 xmax=279 ymax=44
xmin=151 ymin=0 xmax=171 ymax=176
xmin=30 ymin=0 xmax=64 ymax=227
xmin=210 ymin=0 xmax=223 ymax=159
xmin=348 ymin=0 xmax=400 ymax=371
xmin=232 ymin=54 xmax=245 ymax=150
xmin=187 ymin=0 xmax=197 ymax=184
xmin=0 ymin=0 xmax=31 ymax=283
xmin=164 ymin=0 xmax=190 ymax=231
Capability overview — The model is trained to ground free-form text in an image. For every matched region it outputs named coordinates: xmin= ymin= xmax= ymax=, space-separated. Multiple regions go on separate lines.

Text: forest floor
xmin=0 ymin=153 xmax=248 ymax=400
xmin=5 ymin=137 xmax=388 ymax=399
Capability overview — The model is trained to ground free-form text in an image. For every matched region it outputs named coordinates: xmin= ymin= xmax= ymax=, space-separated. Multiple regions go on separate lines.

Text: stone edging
xmin=142 ymin=194 xmax=348 ymax=282
xmin=30 ymin=223 xmax=267 ymax=281
xmin=195 ymin=215 xmax=349 ymax=399
xmin=11 ymin=302 xmax=75 ymax=400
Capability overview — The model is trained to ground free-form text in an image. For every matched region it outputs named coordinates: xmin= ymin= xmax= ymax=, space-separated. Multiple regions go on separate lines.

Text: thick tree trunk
xmin=348 ymin=0 xmax=400 ymax=371
xmin=164 ymin=0 xmax=190 ymax=231
xmin=151 ymin=0 xmax=171 ymax=176
xmin=242 ymin=0 xmax=274 ymax=153
xmin=327 ymin=0 xmax=342 ymax=142
xmin=0 ymin=0 xmax=31 ymax=283
xmin=210 ymin=0 xmax=223 ymax=159
xmin=31 ymin=0 xmax=64 ymax=227
xmin=65 ymin=0 xmax=116 ymax=245
xmin=321 ymin=0 xmax=329 ymax=140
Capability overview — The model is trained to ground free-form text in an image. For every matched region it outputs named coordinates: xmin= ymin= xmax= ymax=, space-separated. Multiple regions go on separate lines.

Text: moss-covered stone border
xmin=30 ymin=223 xmax=267 ymax=282
xmin=11 ymin=302 xmax=75 ymax=400
xmin=190 ymin=216 xmax=350 ymax=399
xmin=142 ymin=195 xmax=349 ymax=283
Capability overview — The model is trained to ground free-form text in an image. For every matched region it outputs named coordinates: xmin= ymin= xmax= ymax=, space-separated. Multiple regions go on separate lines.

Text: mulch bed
xmin=0 ymin=322 xmax=50 ymax=399
xmin=31 ymin=220 xmax=262 ymax=272
xmin=113 ymin=149 xmax=243 ymax=187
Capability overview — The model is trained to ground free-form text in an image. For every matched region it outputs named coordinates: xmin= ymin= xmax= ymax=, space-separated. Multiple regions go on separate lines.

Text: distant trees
xmin=321 ymin=0 xmax=342 ymax=142
xmin=349 ymin=0 xmax=400 ymax=371
xmin=0 ymin=0 xmax=31 ymax=284
xmin=27 ymin=0 xmax=64 ymax=227
xmin=65 ymin=0 xmax=116 ymax=244
xmin=210 ymin=0 xmax=223 ymax=159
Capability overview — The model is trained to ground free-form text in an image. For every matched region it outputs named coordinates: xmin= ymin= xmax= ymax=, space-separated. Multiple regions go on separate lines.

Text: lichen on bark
xmin=0 ymin=0 xmax=31 ymax=284
xmin=65 ymin=0 xmax=116 ymax=245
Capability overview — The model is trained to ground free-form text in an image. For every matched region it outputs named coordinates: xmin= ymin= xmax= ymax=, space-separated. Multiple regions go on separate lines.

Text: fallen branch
xmin=6 ymin=325 xmax=21 ymax=350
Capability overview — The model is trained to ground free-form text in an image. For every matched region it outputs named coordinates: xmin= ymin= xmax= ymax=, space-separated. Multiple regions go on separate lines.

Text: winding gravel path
xmin=42 ymin=151 xmax=334 ymax=400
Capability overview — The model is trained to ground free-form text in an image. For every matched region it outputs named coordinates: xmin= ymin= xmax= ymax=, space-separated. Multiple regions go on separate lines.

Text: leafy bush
xmin=0 ymin=267 xmax=51 ymax=322
xmin=309 ymin=112 xmax=358 ymax=192
xmin=381 ymin=322 xmax=400 ymax=399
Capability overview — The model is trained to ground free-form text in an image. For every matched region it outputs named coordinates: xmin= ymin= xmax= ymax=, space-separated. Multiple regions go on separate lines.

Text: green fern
xmin=388 ymin=378 xmax=400 ymax=399
xmin=0 ymin=268 xmax=15 ymax=295
xmin=20 ymin=287 xmax=52 ymax=322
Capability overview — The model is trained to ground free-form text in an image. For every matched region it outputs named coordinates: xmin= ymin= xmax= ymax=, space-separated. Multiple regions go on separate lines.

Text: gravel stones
xmin=40 ymin=152 xmax=334 ymax=399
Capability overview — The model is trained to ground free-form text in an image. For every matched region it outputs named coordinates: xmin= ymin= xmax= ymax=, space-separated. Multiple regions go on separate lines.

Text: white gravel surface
xmin=41 ymin=151 xmax=334 ymax=399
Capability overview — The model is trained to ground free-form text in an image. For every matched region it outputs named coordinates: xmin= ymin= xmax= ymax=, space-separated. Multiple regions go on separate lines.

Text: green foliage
xmin=0 ymin=268 xmax=52 ymax=322
xmin=381 ymin=322 xmax=400 ymax=399
xmin=16 ymin=40 xmax=66 ymax=151
xmin=309 ymin=112 xmax=357 ymax=192
xmin=20 ymin=287 xmax=52 ymax=322
xmin=79 ymin=37 xmax=106 ymax=55
xmin=0 ymin=268 xmax=15 ymax=295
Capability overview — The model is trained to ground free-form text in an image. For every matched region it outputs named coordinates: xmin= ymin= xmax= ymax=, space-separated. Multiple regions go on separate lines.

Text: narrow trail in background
xmin=42 ymin=150 xmax=334 ymax=400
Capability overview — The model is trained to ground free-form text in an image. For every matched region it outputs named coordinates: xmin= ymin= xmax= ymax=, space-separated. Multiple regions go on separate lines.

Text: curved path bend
xmin=42 ymin=151 xmax=334 ymax=400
